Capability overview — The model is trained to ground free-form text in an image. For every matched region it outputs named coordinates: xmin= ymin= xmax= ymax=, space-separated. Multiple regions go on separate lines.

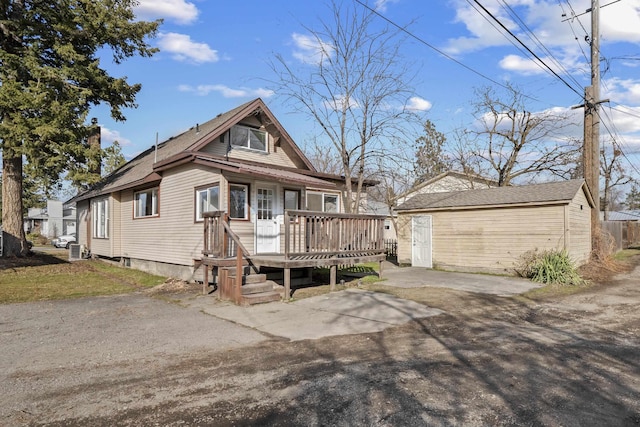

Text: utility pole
xmin=584 ymin=0 xmax=600 ymax=247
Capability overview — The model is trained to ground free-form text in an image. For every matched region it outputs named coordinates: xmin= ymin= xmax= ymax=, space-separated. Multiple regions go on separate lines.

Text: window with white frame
xmin=229 ymin=184 xmax=249 ymax=220
xmin=92 ymin=198 xmax=109 ymax=238
xmin=230 ymin=125 xmax=267 ymax=152
xmin=195 ymin=184 xmax=220 ymax=221
xmin=134 ymin=187 xmax=159 ymax=218
xmin=306 ymin=191 xmax=339 ymax=213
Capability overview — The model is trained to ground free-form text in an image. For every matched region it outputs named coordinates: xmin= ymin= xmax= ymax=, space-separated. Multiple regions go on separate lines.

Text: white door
xmin=256 ymin=186 xmax=279 ymax=253
xmin=412 ymin=215 xmax=432 ymax=268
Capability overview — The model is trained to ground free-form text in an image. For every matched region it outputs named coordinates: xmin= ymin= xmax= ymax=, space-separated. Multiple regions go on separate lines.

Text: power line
xmin=352 ymin=0 xmax=540 ymax=100
xmin=497 ymin=0 xmax=584 ymax=90
xmin=470 ymin=0 xmax=585 ymax=99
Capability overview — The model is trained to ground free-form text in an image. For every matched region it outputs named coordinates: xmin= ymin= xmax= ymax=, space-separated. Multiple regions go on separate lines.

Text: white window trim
xmin=134 ymin=187 xmax=159 ymax=218
xmin=195 ymin=184 xmax=220 ymax=222
xmin=92 ymin=198 xmax=109 ymax=239
xmin=230 ymin=124 xmax=267 ymax=152
xmin=306 ymin=191 xmax=341 ymax=213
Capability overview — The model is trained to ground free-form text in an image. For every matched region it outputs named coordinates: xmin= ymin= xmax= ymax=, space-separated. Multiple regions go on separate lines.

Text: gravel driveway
xmin=1 ymin=262 xmax=639 ymax=426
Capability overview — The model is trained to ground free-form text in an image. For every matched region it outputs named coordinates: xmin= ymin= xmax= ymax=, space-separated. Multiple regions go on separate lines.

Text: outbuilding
xmin=395 ymin=179 xmax=594 ymax=274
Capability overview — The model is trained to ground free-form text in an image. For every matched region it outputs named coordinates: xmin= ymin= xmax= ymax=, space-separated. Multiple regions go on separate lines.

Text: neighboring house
xmin=601 ymin=210 xmax=640 ymax=221
xmin=24 ymin=200 xmax=76 ymax=238
xmin=395 ymin=179 xmax=593 ymax=275
xmin=397 ymin=170 xmax=498 ymax=205
xmin=362 ymin=199 xmax=397 ymax=240
xmin=68 ymin=99 xmax=386 ymax=299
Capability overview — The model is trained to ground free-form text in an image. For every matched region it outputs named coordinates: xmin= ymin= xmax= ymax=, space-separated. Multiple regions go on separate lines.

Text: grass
xmin=0 ymin=252 xmax=166 ymax=304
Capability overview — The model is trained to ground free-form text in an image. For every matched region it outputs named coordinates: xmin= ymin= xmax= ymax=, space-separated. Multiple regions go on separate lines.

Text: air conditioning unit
xmin=68 ymin=244 xmax=82 ymax=261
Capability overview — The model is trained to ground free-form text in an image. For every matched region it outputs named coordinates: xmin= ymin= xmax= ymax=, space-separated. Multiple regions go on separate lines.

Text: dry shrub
xmin=578 ymin=227 xmax=630 ymax=283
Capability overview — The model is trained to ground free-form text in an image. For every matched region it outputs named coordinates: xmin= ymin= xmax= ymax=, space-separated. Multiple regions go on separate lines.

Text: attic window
xmin=230 ymin=125 xmax=267 ymax=152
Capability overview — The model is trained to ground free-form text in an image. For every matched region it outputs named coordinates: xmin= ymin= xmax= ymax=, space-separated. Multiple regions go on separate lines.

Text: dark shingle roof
xmin=396 ymin=179 xmax=589 ymax=211
xmin=71 ymin=100 xmax=256 ymax=203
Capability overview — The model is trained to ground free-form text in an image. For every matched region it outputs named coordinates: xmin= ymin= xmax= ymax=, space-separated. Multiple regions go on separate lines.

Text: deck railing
xmin=283 ymin=210 xmax=386 ymax=259
xmin=202 ymin=211 xmax=244 ymax=258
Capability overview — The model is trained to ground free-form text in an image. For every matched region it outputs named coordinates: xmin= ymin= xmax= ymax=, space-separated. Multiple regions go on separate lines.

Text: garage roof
xmin=396 ymin=179 xmax=593 ymax=211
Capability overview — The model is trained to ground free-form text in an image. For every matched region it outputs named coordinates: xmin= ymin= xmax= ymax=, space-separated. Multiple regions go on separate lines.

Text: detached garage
xmin=395 ymin=179 xmax=594 ymax=274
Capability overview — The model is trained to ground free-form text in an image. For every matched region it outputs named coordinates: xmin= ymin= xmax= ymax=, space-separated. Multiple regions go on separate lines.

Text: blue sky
xmin=93 ymin=0 xmax=640 ymax=183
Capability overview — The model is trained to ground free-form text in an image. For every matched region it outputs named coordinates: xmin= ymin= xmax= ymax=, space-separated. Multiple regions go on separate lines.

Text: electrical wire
xmin=497 ymin=0 xmax=584 ymax=90
xmin=470 ymin=0 xmax=584 ymax=99
xmin=352 ymin=0 xmax=542 ymax=101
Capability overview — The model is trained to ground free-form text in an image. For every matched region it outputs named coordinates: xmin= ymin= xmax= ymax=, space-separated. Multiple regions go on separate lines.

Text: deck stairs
xmin=219 ymin=266 xmax=281 ymax=306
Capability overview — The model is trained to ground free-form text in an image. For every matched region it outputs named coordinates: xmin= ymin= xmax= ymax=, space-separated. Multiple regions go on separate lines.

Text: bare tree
xmin=270 ymin=1 xmax=421 ymax=212
xmin=600 ymin=144 xmax=632 ymax=220
xmin=453 ymin=84 xmax=579 ymax=186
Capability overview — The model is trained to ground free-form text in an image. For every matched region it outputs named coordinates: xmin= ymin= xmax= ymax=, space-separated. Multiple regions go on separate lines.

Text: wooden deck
xmin=199 ymin=210 xmax=386 ymax=302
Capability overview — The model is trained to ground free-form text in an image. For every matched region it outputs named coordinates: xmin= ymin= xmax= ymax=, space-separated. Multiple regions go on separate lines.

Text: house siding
xmin=198 ymin=128 xmax=297 ymax=168
xmin=568 ymin=190 xmax=591 ymax=264
xmin=76 ymin=200 xmax=89 ymax=247
xmin=398 ymin=175 xmax=494 ymax=204
xmin=398 ymin=204 xmax=571 ymax=274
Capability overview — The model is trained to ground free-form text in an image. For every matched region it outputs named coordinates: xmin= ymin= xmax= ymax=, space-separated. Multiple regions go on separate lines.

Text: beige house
xmin=69 ymin=99 xmax=386 ymax=303
xmin=395 ymin=179 xmax=593 ymax=274
xmin=397 ymin=170 xmax=498 ymax=205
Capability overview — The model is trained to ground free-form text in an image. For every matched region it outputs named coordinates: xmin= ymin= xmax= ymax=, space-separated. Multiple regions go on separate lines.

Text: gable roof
xmin=399 ymin=170 xmax=499 ymax=199
xmin=69 ymin=99 xmax=323 ymax=203
xmin=396 ymin=179 xmax=593 ymax=212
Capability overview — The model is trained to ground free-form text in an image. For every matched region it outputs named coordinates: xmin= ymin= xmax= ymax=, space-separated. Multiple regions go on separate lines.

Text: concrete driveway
xmin=380 ymin=263 xmax=542 ymax=296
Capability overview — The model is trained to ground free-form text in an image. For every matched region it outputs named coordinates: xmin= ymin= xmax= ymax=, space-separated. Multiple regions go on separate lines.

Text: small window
xmin=196 ymin=184 xmax=219 ymax=221
xmin=92 ymin=198 xmax=109 ymax=238
xmin=230 ymin=125 xmax=267 ymax=152
xmin=134 ymin=187 xmax=159 ymax=218
xmin=306 ymin=191 xmax=340 ymax=213
xmin=284 ymin=189 xmax=299 ymax=212
xmin=229 ymin=184 xmax=249 ymax=220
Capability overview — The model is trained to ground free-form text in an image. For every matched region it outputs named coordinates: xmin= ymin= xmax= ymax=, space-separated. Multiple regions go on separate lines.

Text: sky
xmin=92 ymin=0 xmax=640 ymax=188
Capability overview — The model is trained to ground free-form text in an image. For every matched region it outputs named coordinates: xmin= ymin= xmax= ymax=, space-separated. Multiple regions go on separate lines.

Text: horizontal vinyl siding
xmin=90 ymin=196 xmax=113 ymax=257
xmin=119 ymin=164 xmax=227 ymax=267
xmin=398 ymin=204 xmax=568 ymax=272
xmin=199 ymin=134 xmax=297 ymax=168
xmin=76 ymin=200 xmax=89 ymax=247
xmin=111 ymin=194 xmax=122 ymax=257
xmin=568 ymin=190 xmax=591 ymax=264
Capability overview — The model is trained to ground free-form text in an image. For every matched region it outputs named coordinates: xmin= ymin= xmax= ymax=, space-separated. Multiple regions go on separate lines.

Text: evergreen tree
xmin=0 ymin=1 xmax=159 ymax=256
xmin=414 ymin=119 xmax=451 ymax=183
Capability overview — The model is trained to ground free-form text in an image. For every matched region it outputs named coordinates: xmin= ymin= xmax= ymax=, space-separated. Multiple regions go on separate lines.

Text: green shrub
xmin=515 ymin=249 xmax=584 ymax=286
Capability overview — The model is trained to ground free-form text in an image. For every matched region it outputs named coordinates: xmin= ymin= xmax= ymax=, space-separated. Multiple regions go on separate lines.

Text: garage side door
xmin=412 ymin=215 xmax=432 ymax=268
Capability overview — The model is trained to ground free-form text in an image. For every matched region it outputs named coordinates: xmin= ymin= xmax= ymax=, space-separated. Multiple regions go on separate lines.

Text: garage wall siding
xmin=568 ymin=190 xmax=591 ymax=264
xmin=399 ymin=204 xmax=571 ymax=274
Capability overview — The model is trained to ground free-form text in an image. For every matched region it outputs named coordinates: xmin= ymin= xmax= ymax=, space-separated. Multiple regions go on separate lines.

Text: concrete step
xmin=241 ymin=291 xmax=281 ymax=306
xmin=242 ymin=281 xmax=275 ymax=295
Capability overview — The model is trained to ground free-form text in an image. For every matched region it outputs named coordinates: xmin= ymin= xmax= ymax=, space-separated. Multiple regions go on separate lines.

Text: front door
xmin=412 ymin=215 xmax=432 ymax=268
xmin=256 ymin=186 xmax=279 ymax=253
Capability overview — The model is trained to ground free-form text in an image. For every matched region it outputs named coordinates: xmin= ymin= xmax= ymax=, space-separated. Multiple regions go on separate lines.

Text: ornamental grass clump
xmin=516 ymin=249 xmax=585 ymax=286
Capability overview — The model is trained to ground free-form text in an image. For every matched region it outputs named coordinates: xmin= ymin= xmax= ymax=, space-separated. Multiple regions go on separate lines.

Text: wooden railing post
xmin=235 ymin=245 xmax=243 ymax=304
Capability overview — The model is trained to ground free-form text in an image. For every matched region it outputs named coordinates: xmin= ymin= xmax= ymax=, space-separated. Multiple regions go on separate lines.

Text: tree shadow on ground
xmin=0 ymin=251 xmax=68 ymax=270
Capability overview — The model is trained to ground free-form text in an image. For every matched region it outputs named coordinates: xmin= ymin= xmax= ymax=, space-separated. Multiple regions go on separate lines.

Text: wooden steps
xmin=218 ymin=267 xmax=281 ymax=306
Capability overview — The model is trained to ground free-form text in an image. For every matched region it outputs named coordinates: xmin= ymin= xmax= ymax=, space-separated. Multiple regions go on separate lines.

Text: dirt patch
xmin=1 ymin=259 xmax=639 ymax=426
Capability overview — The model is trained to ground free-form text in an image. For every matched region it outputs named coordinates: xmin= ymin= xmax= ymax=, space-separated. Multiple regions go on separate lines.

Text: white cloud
xmin=100 ymin=126 xmax=132 ymax=147
xmin=374 ymin=0 xmax=399 ymax=13
xmin=158 ymin=33 xmax=218 ymax=63
xmin=178 ymin=84 xmax=274 ymax=98
xmin=291 ymin=33 xmax=334 ymax=65
xmin=406 ymin=97 xmax=432 ymax=111
xmin=134 ymin=0 xmax=198 ymax=25
xmin=602 ymin=78 xmax=640 ymax=105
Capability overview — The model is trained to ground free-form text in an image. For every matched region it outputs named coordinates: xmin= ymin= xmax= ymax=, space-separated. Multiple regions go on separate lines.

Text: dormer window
xmin=230 ymin=125 xmax=267 ymax=152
